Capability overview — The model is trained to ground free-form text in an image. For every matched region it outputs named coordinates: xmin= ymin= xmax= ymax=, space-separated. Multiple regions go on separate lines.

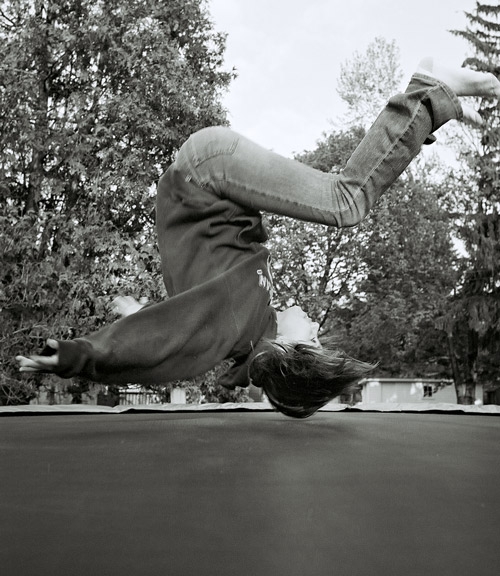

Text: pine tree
xmin=445 ymin=2 xmax=500 ymax=403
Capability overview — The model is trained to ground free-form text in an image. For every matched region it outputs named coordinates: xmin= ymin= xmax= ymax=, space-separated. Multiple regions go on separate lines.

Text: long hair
xmin=249 ymin=338 xmax=376 ymax=419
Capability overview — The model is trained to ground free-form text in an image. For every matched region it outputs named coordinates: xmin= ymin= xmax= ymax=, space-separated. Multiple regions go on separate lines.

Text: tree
xmin=336 ymin=37 xmax=403 ymax=129
xmin=269 ymin=38 xmax=456 ymax=385
xmin=338 ymin=162 xmax=458 ymax=378
xmin=440 ymin=1 xmax=500 ymax=403
xmin=0 ymin=0 xmax=235 ymax=404
xmin=265 ymin=126 xmax=366 ymax=333
xmin=266 ymin=37 xmax=402 ymax=332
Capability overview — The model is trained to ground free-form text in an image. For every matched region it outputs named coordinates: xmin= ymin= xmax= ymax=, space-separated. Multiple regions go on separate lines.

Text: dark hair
xmin=249 ymin=338 xmax=376 ymax=419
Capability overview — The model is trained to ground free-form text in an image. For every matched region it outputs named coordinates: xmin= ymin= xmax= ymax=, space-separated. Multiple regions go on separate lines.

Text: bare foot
xmin=416 ymin=57 xmax=500 ymax=126
xmin=417 ymin=57 xmax=500 ymax=98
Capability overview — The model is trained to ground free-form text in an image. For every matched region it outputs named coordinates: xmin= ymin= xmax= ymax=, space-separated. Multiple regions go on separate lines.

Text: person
xmin=16 ymin=58 xmax=500 ymax=418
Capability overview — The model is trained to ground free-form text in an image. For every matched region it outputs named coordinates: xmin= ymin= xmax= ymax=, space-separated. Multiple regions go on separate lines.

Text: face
xmin=276 ymin=305 xmax=320 ymax=347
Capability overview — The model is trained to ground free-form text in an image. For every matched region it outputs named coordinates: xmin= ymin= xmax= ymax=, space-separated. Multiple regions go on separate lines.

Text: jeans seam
xmin=211 ymin=177 xmax=342 ymax=224
xmin=194 ymin=139 xmax=238 ymax=166
xmin=176 ymin=138 xmax=205 ymax=188
xmin=337 ymin=84 xmax=444 ymax=215
xmin=189 ymin=131 xmax=239 ymax=168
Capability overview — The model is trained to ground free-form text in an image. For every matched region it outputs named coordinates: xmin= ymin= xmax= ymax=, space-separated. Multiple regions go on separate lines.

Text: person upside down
xmin=16 ymin=59 xmax=500 ymax=418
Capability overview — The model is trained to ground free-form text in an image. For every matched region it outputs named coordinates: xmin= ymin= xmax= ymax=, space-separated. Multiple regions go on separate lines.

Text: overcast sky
xmin=208 ymin=0 xmax=478 ymax=157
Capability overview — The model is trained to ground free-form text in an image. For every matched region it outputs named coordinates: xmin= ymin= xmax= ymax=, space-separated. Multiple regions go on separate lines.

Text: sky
xmin=208 ymin=0 xmax=479 ymax=158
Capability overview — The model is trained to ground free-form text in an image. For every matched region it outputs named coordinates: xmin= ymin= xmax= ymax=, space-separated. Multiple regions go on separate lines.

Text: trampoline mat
xmin=1 ymin=409 xmax=499 ymax=576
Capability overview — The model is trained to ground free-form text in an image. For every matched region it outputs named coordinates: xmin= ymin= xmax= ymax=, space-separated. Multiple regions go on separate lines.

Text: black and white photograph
xmin=2 ymin=1 xmax=500 ymax=574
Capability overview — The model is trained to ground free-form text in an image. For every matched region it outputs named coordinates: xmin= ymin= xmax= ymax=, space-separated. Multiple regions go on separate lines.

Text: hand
xmin=112 ymin=296 xmax=145 ymax=318
xmin=16 ymin=339 xmax=60 ymax=373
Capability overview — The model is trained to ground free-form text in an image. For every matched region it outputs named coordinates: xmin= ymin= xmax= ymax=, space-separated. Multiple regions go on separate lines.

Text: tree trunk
xmin=25 ymin=1 xmax=50 ymax=214
xmin=448 ymin=333 xmax=464 ymax=403
xmin=448 ymin=328 xmax=478 ymax=404
xmin=463 ymin=328 xmax=479 ymax=404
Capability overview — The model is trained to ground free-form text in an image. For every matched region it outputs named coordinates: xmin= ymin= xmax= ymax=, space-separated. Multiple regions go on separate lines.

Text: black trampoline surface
xmin=1 ymin=406 xmax=499 ymax=576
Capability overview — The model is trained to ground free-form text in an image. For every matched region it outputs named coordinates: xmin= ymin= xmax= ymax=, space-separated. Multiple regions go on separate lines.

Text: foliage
xmin=0 ymin=0 xmax=237 ymax=404
xmin=146 ymin=360 xmax=250 ymax=405
xmin=268 ymin=136 xmax=457 ymax=380
xmin=336 ymin=37 xmax=404 ymax=129
xmin=336 ymin=168 xmax=458 ymax=377
xmin=267 ymin=38 xmax=457 ymax=388
xmin=265 ymin=126 xmax=366 ymax=331
xmin=269 ymin=26 xmax=500 ymax=404
xmin=442 ymin=1 xmax=500 ymax=403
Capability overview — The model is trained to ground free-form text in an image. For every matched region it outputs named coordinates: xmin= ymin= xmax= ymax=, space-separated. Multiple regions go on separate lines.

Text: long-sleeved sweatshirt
xmin=46 ymin=163 xmax=277 ymax=388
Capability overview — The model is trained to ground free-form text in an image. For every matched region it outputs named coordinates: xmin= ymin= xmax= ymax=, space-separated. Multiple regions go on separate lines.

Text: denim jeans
xmin=173 ymin=73 xmax=462 ymax=228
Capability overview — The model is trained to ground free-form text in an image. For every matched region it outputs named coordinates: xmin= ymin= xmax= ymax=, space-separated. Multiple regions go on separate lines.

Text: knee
xmin=337 ymin=208 xmax=367 ymax=228
xmin=332 ymin=182 xmax=371 ymax=228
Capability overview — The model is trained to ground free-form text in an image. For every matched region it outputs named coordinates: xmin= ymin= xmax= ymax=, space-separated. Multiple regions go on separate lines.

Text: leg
xmin=173 ymin=64 xmax=490 ymax=228
xmin=416 ymin=57 xmax=500 ymax=126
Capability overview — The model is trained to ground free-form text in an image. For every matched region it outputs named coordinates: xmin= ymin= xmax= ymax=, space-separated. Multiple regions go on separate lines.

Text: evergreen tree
xmin=443 ymin=1 xmax=500 ymax=403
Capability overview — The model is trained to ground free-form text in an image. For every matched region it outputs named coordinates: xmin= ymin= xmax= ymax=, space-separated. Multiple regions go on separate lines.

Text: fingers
xmin=16 ymin=353 xmax=59 ymax=372
xmin=16 ymin=338 xmax=60 ymax=373
xmin=17 ymin=363 xmax=44 ymax=373
xmin=112 ymin=295 xmax=136 ymax=308
xmin=112 ymin=295 xmax=144 ymax=317
xmin=112 ymin=296 xmax=132 ymax=314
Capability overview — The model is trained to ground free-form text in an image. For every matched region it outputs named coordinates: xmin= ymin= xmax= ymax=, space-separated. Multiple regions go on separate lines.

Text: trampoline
xmin=1 ymin=402 xmax=499 ymax=576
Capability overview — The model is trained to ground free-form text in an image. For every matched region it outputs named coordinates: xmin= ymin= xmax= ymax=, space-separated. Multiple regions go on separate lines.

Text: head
xmin=249 ymin=306 xmax=376 ymax=418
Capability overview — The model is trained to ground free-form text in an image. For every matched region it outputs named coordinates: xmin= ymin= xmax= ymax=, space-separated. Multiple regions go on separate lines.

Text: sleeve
xmin=217 ymin=322 xmax=277 ymax=390
xmin=217 ymin=358 xmax=249 ymax=390
xmin=43 ymin=278 xmax=237 ymax=385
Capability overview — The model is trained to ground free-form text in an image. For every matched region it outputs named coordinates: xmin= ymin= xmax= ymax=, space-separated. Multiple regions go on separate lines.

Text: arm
xmin=16 ymin=296 xmax=144 ymax=374
xmin=16 ymin=280 xmax=236 ymax=385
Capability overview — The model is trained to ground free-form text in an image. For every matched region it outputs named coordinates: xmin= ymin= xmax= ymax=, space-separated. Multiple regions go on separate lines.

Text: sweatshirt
xmin=47 ymin=162 xmax=277 ymax=388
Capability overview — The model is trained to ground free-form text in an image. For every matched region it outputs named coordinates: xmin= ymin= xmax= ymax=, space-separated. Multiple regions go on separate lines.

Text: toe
xmin=461 ymin=103 xmax=484 ymax=127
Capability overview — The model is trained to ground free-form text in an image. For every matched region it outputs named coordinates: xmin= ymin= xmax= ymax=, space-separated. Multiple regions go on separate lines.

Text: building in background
xmin=355 ymin=378 xmax=475 ymax=405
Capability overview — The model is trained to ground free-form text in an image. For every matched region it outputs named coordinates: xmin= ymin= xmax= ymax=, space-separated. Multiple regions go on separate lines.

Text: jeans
xmin=173 ymin=73 xmax=462 ymax=228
